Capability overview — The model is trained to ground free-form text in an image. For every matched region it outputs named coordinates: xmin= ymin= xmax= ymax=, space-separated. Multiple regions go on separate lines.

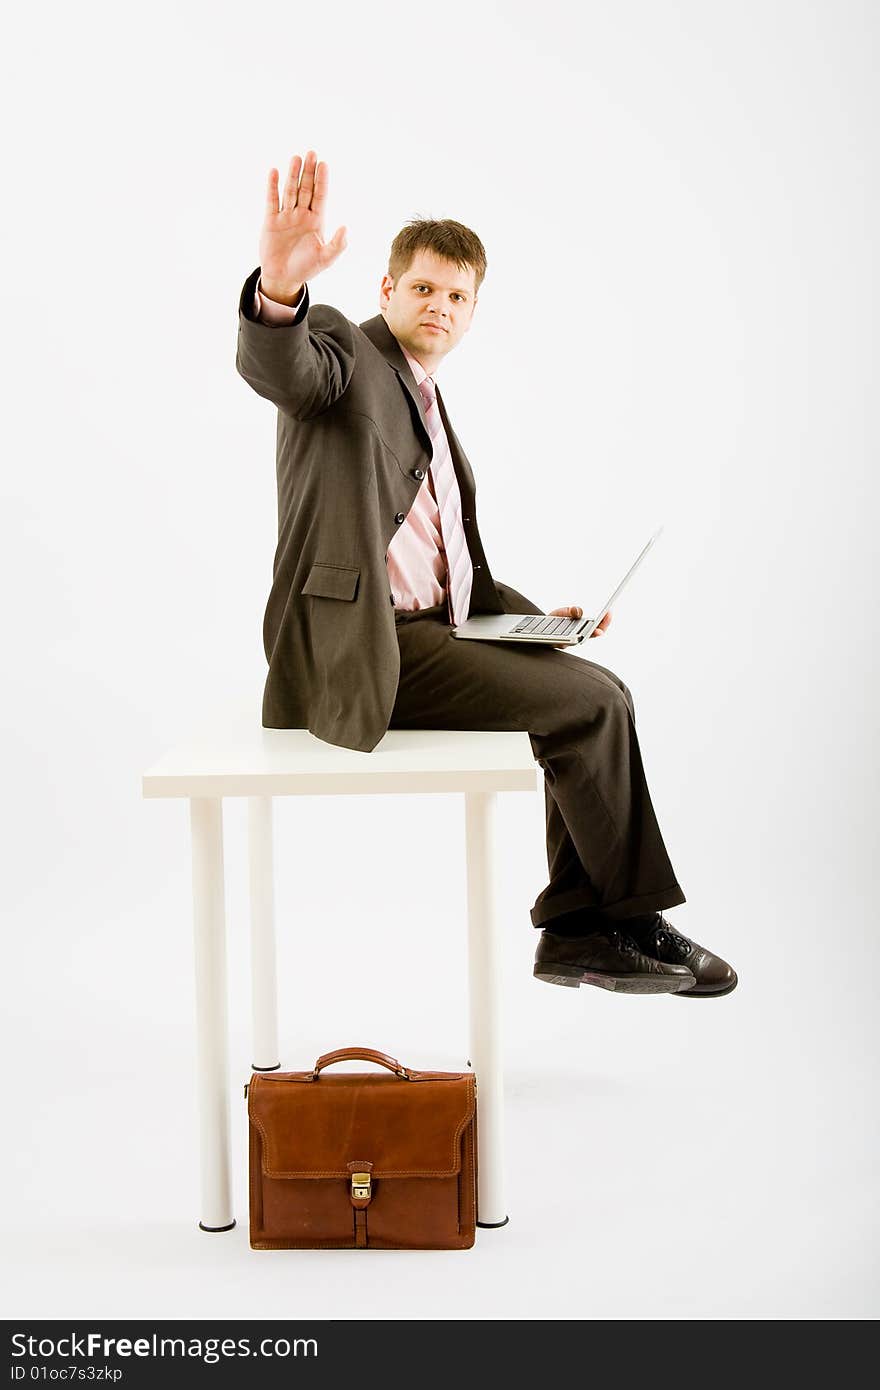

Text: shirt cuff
xmin=254 ymin=279 xmax=306 ymax=324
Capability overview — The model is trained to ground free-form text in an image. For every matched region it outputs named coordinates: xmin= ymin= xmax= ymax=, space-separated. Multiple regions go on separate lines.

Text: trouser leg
xmin=389 ymin=606 xmax=685 ymax=927
xmin=527 ymin=724 xmax=685 ymax=927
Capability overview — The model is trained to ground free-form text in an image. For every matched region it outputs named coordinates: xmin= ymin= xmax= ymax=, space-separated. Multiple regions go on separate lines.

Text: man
xmin=236 ymin=150 xmax=737 ymax=998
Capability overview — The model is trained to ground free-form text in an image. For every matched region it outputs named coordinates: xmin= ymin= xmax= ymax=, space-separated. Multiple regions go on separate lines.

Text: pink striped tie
xmin=417 ymin=375 xmax=473 ymax=627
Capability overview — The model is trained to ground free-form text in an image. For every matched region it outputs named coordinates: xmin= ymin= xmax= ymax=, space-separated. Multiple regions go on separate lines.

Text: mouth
xmin=421 ymin=322 xmax=447 ymax=333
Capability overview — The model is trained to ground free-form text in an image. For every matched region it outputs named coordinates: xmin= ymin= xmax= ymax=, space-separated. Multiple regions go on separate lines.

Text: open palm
xmin=259 ymin=150 xmax=347 ymax=297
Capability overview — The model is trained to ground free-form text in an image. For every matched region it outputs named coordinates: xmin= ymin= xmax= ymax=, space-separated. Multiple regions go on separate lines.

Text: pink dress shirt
xmin=254 ymin=279 xmax=463 ymax=615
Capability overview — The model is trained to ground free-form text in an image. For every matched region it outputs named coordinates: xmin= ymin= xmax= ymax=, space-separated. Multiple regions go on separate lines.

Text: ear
xmin=379 ymin=273 xmax=394 ymax=309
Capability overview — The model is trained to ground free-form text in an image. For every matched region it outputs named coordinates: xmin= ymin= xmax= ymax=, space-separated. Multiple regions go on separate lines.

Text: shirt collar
xmin=400 ymin=343 xmax=434 ymax=389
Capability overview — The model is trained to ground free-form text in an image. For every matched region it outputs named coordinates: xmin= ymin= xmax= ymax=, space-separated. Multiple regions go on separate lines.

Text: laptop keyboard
xmin=510 ymin=615 xmax=581 ymax=636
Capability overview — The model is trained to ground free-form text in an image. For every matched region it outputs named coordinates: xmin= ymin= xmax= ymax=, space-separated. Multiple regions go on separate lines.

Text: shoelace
xmin=652 ymin=922 xmax=692 ymax=958
xmin=599 ymin=926 xmax=640 ymax=956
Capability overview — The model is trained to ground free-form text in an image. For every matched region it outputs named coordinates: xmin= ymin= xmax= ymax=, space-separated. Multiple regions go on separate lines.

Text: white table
xmin=142 ymin=716 xmax=539 ymax=1233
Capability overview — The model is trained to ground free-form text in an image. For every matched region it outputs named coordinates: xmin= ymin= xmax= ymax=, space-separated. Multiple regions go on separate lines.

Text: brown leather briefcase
xmin=248 ymin=1046 xmax=478 ymax=1250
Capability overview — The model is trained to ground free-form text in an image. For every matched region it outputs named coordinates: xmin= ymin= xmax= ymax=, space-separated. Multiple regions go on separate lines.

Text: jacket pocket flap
xmin=301 ymin=562 xmax=360 ymax=602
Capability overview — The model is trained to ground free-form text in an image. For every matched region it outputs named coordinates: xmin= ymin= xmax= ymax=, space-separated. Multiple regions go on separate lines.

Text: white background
xmin=1 ymin=0 xmax=877 ymax=1321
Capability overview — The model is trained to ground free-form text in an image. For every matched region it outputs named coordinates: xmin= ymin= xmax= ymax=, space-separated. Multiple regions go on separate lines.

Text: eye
xmin=414 ymin=285 xmax=465 ymax=302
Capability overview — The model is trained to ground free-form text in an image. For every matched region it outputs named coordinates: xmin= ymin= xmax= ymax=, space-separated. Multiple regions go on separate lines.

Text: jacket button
xmin=394 ymin=512 xmax=405 ymax=524
xmin=412 ymin=468 xmax=425 ymax=480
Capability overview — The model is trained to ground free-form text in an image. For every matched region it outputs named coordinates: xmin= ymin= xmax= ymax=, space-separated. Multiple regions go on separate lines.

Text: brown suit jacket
xmin=236 ymin=266 xmax=544 ymax=752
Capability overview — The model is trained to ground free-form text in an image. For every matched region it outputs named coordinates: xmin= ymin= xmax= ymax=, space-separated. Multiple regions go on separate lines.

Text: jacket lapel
xmin=359 ymin=312 xmax=432 ymax=447
xmin=358 ymin=312 xmax=475 ymax=492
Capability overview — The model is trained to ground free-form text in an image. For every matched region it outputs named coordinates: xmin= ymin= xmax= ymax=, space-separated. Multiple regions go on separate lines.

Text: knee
xmin=592 ymin=663 xmax=635 ymax=716
xmin=560 ymin=660 xmax=636 ymax=726
xmin=609 ymin=681 xmax=634 ymax=721
xmin=599 ymin=672 xmax=635 ymax=721
xmin=580 ymin=672 xmax=633 ymax=724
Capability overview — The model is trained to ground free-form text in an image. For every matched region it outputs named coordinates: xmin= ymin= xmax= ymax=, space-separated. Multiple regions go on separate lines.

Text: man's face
xmin=379 ymin=250 xmax=478 ymax=371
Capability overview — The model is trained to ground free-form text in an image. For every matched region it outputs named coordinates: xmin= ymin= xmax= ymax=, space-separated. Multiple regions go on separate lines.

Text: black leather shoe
xmin=623 ymin=914 xmax=738 ymax=997
xmin=533 ymin=925 xmax=696 ymax=994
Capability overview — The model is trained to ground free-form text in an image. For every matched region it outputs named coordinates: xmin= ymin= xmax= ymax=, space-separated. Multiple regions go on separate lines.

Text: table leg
xmin=464 ymin=790 xmax=509 ymax=1228
xmin=248 ymin=796 xmax=280 ymax=1071
xmin=190 ymin=797 xmax=235 ymax=1232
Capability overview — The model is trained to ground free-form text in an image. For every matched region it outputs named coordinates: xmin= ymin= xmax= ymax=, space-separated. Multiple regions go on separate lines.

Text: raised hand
xmin=258 ymin=151 xmax=348 ymax=304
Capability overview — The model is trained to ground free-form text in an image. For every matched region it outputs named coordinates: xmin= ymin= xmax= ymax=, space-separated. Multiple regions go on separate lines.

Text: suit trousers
xmin=388 ymin=603 xmax=686 ymax=928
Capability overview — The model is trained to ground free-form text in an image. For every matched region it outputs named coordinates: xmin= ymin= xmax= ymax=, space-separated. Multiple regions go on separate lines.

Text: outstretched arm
xmin=235 ymin=151 xmax=354 ymax=419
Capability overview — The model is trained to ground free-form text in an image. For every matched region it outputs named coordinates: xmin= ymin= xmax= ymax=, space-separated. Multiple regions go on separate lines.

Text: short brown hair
xmin=388 ymin=218 xmax=487 ymax=295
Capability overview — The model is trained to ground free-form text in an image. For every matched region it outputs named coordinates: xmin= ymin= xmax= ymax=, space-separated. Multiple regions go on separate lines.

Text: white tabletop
xmin=142 ymin=715 xmax=538 ymax=799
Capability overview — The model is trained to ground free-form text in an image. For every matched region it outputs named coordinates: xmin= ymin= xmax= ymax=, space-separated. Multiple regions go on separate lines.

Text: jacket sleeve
xmin=494 ymin=580 xmax=544 ymax=616
xmin=235 ymin=267 xmax=357 ymax=420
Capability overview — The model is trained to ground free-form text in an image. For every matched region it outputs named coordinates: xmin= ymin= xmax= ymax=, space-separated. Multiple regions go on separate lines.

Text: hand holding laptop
xmin=452 ymin=528 xmax=662 ymax=647
xmin=548 ymin=605 xmax=611 ymax=644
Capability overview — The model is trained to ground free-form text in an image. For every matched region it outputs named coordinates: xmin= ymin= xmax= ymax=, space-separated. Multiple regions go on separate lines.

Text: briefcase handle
xmin=312 ymin=1046 xmax=410 ymax=1079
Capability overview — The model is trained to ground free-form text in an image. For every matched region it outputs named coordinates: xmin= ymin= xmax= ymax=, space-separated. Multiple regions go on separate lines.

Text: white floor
xmin=3 ymin=791 xmax=877 ymax=1322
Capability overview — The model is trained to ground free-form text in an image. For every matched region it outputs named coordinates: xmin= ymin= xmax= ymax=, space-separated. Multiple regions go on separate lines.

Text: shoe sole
xmin=674 ymin=972 xmax=738 ymax=998
xmin=533 ymin=964 xmax=696 ymax=995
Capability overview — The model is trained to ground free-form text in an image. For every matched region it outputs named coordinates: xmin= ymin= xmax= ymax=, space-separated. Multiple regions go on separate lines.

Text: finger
xmin=282 ymin=154 xmax=302 ymax=212
xmin=265 ymin=167 xmax=280 ymax=217
xmin=299 ymin=149 xmax=318 ymax=210
xmin=318 ymin=226 xmax=348 ymax=268
xmin=311 ymin=159 xmax=330 ymax=221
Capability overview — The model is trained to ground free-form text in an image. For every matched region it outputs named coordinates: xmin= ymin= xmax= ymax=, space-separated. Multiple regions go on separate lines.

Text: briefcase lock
xmin=351 ymin=1172 xmax=372 ymax=1200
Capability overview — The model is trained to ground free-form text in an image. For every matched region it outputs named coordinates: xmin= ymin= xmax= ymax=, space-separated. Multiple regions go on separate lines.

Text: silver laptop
xmin=452 ymin=527 xmax=664 ymax=645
